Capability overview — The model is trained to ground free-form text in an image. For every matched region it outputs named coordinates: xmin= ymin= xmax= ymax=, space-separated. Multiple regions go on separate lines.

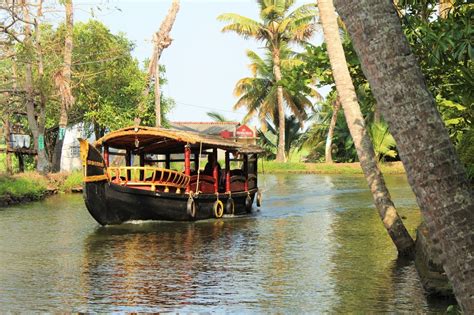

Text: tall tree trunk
xmin=154 ymin=52 xmax=162 ymax=127
xmin=325 ymin=97 xmax=340 ymax=163
xmin=21 ymin=0 xmax=48 ymax=173
xmin=373 ymin=103 xmax=381 ymax=123
xmin=272 ymin=47 xmax=286 ymax=162
xmin=137 ymin=0 xmax=180 ymax=126
xmin=52 ymin=0 xmax=74 ymax=172
xmin=2 ymin=117 xmax=13 ymax=174
xmin=334 ymin=0 xmax=473 ymax=311
xmin=318 ymin=0 xmax=415 ymax=256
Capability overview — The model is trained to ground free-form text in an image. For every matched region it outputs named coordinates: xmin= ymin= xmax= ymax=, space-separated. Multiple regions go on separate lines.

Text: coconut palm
xmin=218 ymin=0 xmax=316 ymax=161
xmin=258 ymin=114 xmax=304 ymax=159
xmin=334 ymin=0 xmax=473 ymax=310
xmin=234 ymin=49 xmax=317 ymax=135
xmin=318 ymin=0 xmax=415 ymax=256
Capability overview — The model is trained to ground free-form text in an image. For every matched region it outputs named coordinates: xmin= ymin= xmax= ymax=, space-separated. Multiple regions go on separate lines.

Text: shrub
xmin=60 ymin=171 xmax=83 ymax=192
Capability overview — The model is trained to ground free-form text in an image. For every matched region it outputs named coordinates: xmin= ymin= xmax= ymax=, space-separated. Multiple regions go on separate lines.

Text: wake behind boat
xmin=80 ymin=125 xmax=263 ymax=225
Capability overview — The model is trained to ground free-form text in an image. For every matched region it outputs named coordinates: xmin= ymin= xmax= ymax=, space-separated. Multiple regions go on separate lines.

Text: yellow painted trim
xmin=84 ymin=174 xmax=108 ymax=182
xmin=79 ymin=138 xmax=89 ymax=166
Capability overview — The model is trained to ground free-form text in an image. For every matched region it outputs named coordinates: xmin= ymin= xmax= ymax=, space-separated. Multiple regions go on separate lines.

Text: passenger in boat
xmin=203 ymin=154 xmax=221 ymax=176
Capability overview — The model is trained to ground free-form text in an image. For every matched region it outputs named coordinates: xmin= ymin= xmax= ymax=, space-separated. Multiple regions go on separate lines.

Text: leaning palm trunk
xmin=325 ymin=97 xmax=340 ymax=163
xmin=272 ymin=48 xmax=286 ymax=162
xmin=334 ymin=0 xmax=473 ymax=311
xmin=318 ymin=0 xmax=415 ymax=256
xmin=52 ymin=0 xmax=74 ymax=172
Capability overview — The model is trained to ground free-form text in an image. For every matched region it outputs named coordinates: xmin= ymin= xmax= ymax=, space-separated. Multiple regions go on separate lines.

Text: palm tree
xmin=258 ymin=114 xmax=303 ymax=159
xmin=207 ymin=111 xmax=228 ymax=122
xmin=334 ymin=0 xmax=473 ymax=310
xmin=218 ymin=0 xmax=316 ymax=161
xmin=233 ymin=49 xmax=316 ymax=134
xmin=318 ymin=0 xmax=415 ymax=256
xmin=325 ymin=96 xmax=341 ymax=163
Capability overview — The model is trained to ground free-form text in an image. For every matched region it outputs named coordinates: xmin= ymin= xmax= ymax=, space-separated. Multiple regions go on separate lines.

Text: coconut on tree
xmin=218 ymin=0 xmax=316 ymax=161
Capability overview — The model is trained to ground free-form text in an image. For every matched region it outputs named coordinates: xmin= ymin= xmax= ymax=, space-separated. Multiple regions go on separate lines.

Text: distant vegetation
xmin=218 ymin=0 xmax=472 ymax=179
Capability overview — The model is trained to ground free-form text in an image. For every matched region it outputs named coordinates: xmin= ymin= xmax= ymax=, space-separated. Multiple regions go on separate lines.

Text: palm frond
xmin=207 ymin=111 xmax=228 ymax=122
xmin=217 ymin=13 xmax=263 ymax=39
xmin=369 ymin=122 xmax=398 ymax=161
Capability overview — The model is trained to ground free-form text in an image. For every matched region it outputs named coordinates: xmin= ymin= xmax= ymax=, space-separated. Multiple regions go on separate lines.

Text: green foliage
xmin=219 ymin=1 xmax=317 ymax=160
xmin=260 ymin=160 xmax=306 ymax=172
xmin=1 ymin=19 xmax=174 ymax=171
xmin=456 ymin=128 xmax=474 ymax=181
xmin=218 ymin=1 xmax=317 ymax=47
xmin=68 ymin=21 xmax=174 ymax=133
xmin=0 ymin=174 xmax=48 ymax=199
xmin=369 ymin=122 xmax=398 ymax=162
xmin=59 ymin=171 xmax=83 ymax=192
xmin=399 ymin=0 xmax=473 ymax=144
xmin=298 ymin=1 xmax=471 ymax=163
xmin=234 ymin=48 xmax=316 ymax=128
xmin=257 ymin=115 xmax=304 ymax=159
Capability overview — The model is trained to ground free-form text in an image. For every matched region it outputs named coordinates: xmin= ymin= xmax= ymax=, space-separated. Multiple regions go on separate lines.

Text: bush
xmin=60 ymin=171 xmax=83 ymax=192
xmin=0 ymin=173 xmax=48 ymax=200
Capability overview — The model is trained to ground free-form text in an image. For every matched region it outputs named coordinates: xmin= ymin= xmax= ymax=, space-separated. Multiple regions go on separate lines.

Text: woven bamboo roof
xmin=94 ymin=126 xmax=263 ymax=154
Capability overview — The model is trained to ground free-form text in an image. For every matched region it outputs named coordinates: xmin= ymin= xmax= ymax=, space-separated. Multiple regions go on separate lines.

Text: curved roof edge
xmin=94 ymin=125 xmax=263 ymax=154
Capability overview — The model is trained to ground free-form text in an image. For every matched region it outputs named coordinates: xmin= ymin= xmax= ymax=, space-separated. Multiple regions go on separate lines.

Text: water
xmin=0 ymin=174 xmax=452 ymax=312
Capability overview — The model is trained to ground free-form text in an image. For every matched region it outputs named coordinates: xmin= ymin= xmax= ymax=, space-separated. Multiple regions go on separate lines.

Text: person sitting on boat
xmin=203 ymin=154 xmax=221 ymax=176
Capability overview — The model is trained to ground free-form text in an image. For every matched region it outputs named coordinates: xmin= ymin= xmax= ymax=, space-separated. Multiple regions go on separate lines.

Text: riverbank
xmin=0 ymin=162 xmax=405 ymax=207
xmin=0 ymin=171 xmax=83 ymax=207
xmin=260 ymin=161 xmax=406 ymax=175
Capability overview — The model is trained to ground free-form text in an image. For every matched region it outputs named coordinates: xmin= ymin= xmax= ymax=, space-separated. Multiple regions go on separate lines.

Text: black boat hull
xmin=84 ymin=180 xmax=257 ymax=225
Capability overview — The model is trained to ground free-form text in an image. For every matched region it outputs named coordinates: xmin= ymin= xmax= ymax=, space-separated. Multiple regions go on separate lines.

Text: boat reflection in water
xmin=81 ymin=217 xmax=260 ymax=312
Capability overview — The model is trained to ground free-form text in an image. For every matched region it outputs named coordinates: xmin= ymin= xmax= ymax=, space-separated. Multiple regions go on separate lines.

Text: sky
xmin=72 ymin=0 xmax=326 ymax=123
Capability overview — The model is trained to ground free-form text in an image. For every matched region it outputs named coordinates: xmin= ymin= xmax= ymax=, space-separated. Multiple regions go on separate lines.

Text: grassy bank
xmin=259 ymin=161 xmax=406 ymax=175
xmin=0 ymin=171 xmax=83 ymax=207
xmin=0 ymin=173 xmax=49 ymax=206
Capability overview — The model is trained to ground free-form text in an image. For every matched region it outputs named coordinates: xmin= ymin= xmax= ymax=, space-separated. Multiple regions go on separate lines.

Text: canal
xmin=0 ymin=174 xmax=451 ymax=312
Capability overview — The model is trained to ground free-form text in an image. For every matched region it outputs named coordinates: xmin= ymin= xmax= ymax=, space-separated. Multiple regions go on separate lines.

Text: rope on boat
xmin=195 ymin=141 xmax=203 ymax=195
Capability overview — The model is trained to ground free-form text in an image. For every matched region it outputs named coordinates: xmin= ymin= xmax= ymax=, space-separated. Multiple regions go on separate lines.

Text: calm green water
xmin=0 ymin=174 xmax=452 ymax=312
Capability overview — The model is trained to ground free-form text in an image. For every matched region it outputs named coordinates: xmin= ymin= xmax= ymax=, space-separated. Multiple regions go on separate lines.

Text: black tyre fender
xmin=187 ymin=197 xmax=196 ymax=219
xmin=226 ymin=197 xmax=235 ymax=215
xmin=213 ymin=200 xmax=224 ymax=218
xmin=245 ymin=195 xmax=252 ymax=213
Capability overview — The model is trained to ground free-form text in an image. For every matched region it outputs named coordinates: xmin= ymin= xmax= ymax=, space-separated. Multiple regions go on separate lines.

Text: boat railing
xmin=107 ymin=166 xmax=190 ymax=192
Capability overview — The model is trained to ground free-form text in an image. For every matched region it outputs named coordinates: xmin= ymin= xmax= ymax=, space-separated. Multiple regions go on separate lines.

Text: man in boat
xmin=203 ymin=153 xmax=221 ymax=176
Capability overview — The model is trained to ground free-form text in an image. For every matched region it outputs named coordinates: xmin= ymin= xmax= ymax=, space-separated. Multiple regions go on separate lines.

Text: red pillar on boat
xmin=125 ymin=150 xmax=132 ymax=181
xmin=213 ymin=148 xmax=218 ymax=193
xmin=104 ymin=145 xmax=109 ymax=167
xmin=184 ymin=144 xmax=191 ymax=192
xmin=244 ymin=154 xmax=248 ymax=191
xmin=225 ymin=151 xmax=231 ymax=193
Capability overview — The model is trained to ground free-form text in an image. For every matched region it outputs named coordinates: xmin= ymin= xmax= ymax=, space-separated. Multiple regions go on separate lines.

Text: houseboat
xmin=80 ymin=125 xmax=263 ymax=225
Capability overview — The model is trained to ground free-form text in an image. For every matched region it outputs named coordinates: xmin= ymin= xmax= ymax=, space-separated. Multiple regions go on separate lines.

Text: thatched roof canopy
xmin=94 ymin=126 xmax=263 ymax=154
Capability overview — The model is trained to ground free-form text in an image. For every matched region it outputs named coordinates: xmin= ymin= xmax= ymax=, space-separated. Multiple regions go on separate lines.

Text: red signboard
xmin=236 ymin=125 xmax=254 ymax=138
xmin=220 ymin=130 xmax=233 ymax=138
